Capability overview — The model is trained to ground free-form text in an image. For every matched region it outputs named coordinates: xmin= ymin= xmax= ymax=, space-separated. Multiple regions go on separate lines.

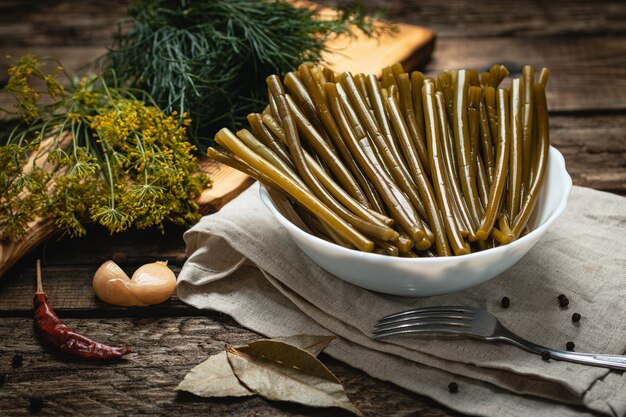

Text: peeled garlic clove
xmin=100 ymin=279 xmax=147 ymax=307
xmin=128 ymin=261 xmax=177 ymax=305
xmin=93 ymin=261 xmax=147 ymax=307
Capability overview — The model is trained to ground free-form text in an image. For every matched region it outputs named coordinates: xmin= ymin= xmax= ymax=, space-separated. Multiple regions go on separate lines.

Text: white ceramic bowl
xmin=260 ymin=146 xmax=572 ymax=296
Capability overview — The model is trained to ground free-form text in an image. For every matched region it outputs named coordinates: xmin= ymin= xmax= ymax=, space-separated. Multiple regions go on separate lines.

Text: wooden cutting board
xmin=196 ymin=22 xmax=435 ymax=213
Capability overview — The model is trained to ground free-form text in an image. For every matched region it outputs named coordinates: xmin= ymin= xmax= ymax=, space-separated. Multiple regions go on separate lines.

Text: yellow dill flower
xmin=1 ymin=55 xmax=210 ymax=240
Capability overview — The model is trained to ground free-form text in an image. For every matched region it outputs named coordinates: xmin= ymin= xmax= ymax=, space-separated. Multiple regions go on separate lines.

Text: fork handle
xmin=496 ymin=328 xmax=626 ymax=371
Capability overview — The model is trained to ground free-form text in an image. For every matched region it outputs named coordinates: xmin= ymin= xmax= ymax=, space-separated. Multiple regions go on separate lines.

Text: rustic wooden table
xmin=1 ymin=1 xmax=625 ymax=416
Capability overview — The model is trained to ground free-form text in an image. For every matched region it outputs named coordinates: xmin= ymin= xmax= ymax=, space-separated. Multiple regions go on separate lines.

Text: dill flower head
xmin=0 ymin=55 xmax=210 ymax=241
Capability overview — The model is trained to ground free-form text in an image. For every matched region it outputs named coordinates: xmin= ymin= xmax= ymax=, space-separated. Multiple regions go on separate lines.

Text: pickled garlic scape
xmin=208 ymin=64 xmax=551 ymax=257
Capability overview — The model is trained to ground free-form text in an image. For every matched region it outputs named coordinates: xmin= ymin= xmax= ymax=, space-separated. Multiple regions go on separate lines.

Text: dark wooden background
xmin=1 ymin=1 xmax=625 ymax=416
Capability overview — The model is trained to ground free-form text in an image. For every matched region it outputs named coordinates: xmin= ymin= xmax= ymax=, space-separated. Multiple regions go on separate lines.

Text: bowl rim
xmin=259 ymin=146 xmax=572 ymax=264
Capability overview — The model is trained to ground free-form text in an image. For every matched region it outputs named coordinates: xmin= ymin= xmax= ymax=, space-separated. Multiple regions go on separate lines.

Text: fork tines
xmin=373 ymin=306 xmax=477 ymax=339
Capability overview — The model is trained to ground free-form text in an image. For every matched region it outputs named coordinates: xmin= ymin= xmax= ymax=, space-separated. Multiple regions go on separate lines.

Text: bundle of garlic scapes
xmin=208 ymin=63 xmax=550 ymax=257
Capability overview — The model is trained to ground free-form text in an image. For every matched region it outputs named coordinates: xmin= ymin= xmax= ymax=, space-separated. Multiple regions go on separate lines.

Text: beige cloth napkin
xmin=177 ymin=182 xmax=626 ymax=417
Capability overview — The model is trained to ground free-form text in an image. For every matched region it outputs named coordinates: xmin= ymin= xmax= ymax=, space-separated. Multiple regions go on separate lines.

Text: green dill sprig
xmin=101 ymin=0 xmax=393 ymax=149
xmin=0 ymin=55 xmax=209 ymax=241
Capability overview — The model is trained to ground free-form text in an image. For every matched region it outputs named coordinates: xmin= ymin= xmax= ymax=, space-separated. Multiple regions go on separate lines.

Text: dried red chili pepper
xmin=34 ymin=260 xmax=131 ymax=360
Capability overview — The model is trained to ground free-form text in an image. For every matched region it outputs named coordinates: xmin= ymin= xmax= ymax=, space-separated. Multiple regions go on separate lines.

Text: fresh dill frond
xmin=102 ymin=0 xmax=393 ymax=149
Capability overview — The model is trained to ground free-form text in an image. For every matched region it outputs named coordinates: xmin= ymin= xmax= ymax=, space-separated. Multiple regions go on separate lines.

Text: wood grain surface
xmin=1 ymin=1 xmax=625 ymax=417
xmin=322 ymin=23 xmax=435 ymax=76
xmin=319 ymin=0 xmax=626 ymax=38
xmin=0 ymin=317 xmax=459 ymax=417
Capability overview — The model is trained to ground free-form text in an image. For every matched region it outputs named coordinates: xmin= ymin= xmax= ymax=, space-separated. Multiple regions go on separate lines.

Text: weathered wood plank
xmin=4 ymin=36 xmax=626 ymax=113
xmin=0 ymin=264 xmax=191 ymax=315
xmin=3 ymin=0 xmax=626 ymax=46
xmin=426 ymin=37 xmax=626 ymax=112
xmin=2 ymin=1 xmax=626 ymax=114
xmin=0 ymin=317 xmax=458 ymax=417
xmin=40 ymin=225 xmax=187 ymax=266
xmin=550 ymin=114 xmax=626 ymax=194
xmin=322 ymin=0 xmax=626 ymax=38
xmin=0 ymin=0 xmax=128 ymax=47
xmin=0 ymin=223 xmax=189 ymax=314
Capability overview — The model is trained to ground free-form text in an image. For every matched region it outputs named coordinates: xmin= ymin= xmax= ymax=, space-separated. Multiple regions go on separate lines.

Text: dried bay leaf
xmin=272 ymin=334 xmax=335 ymax=357
xmin=227 ymin=340 xmax=362 ymax=416
xmin=175 ymin=351 xmax=254 ymax=397
xmin=175 ymin=334 xmax=335 ymax=398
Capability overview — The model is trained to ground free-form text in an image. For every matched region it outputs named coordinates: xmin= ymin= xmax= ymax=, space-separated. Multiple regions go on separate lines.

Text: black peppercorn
xmin=28 ymin=396 xmax=43 ymax=413
xmin=566 ymin=341 xmax=575 ymax=351
xmin=572 ymin=313 xmax=581 ymax=323
xmin=541 ymin=351 xmax=551 ymax=361
xmin=557 ymin=294 xmax=569 ymax=308
xmin=447 ymin=382 xmax=458 ymax=393
xmin=500 ymin=296 xmax=510 ymax=308
xmin=0 ymin=372 xmax=6 ymax=386
xmin=12 ymin=353 xmax=23 ymax=368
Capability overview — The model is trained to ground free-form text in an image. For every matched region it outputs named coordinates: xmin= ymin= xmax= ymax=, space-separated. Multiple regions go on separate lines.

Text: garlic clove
xmin=93 ymin=261 xmax=147 ymax=307
xmin=128 ymin=261 xmax=177 ymax=305
xmin=100 ymin=279 xmax=147 ymax=307
xmin=93 ymin=260 xmax=177 ymax=307
xmin=94 ymin=260 xmax=129 ymax=282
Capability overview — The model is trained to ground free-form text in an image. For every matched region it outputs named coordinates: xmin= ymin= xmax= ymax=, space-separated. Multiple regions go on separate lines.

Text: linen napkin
xmin=177 ymin=182 xmax=626 ymax=417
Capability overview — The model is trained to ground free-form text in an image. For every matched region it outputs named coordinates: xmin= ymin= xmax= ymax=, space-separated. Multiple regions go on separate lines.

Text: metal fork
xmin=373 ymin=306 xmax=626 ymax=370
